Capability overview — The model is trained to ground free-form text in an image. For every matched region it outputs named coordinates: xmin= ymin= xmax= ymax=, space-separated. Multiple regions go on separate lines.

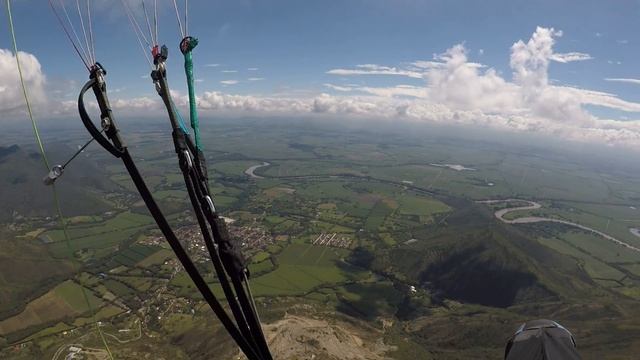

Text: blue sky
xmin=2 ymin=0 xmax=640 ymax=147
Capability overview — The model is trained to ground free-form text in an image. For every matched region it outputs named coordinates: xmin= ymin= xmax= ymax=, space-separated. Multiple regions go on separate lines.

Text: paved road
xmin=478 ymin=199 xmax=640 ymax=253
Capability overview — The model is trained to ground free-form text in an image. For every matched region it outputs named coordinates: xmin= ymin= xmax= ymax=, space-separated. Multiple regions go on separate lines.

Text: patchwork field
xmin=43 ymin=212 xmax=154 ymax=259
xmin=2 ymin=120 xmax=640 ymax=359
xmin=0 ymin=281 xmax=102 ymax=336
xmin=251 ymin=243 xmax=366 ymax=297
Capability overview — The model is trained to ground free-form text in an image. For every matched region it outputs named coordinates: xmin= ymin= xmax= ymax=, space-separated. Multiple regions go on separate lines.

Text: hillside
xmin=0 ymin=144 xmax=116 ymax=222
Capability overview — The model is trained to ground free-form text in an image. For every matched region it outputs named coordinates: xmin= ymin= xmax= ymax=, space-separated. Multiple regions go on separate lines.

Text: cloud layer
xmin=322 ymin=27 xmax=640 ymax=147
xmin=3 ymin=27 xmax=640 ymax=149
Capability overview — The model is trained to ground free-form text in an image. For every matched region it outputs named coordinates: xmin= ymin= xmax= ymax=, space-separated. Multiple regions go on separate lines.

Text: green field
xmin=537 ymin=236 xmax=627 ymax=284
xmin=107 ymin=244 xmax=161 ymax=268
xmin=0 ymin=280 xmax=102 ymax=336
xmin=44 ymin=212 xmax=154 ymax=258
xmin=53 ymin=280 xmax=102 ymax=312
xmin=137 ymin=248 xmax=175 ymax=267
xmin=251 ymin=244 xmax=366 ymax=297
xmin=154 ymin=189 xmax=188 ymax=201
xmin=398 ymin=196 xmax=450 ymax=217
xmin=364 ymin=201 xmax=393 ymax=232
xmin=71 ymin=305 xmax=124 ymax=327
xmin=115 ymin=276 xmax=153 ymax=292
xmin=502 ymin=203 xmax=640 ymax=248
xmin=562 ymin=231 xmax=639 ymax=263
xmin=249 ymin=260 xmax=275 ymax=275
xmin=212 ymin=160 xmax=267 ymax=177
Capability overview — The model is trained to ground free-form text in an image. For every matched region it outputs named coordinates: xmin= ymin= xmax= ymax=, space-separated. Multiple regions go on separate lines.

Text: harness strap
xmin=77 ymin=70 xmax=261 ymax=360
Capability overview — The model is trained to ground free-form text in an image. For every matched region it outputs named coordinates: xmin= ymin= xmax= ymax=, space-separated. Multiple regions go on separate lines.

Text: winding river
xmin=478 ymin=199 xmax=640 ymax=253
xmin=244 ymin=162 xmax=270 ymax=179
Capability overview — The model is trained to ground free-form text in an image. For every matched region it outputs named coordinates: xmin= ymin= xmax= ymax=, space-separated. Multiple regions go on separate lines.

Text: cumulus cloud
xmin=322 ymin=27 xmax=640 ymax=147
xmin=111 ymin=96 xmax=157 ymax=111
xmin=0 ymin=49 xmax=47 ymax=115
xmin=510 ymin=27 xmax=558 ymax=89
xmin=9 ymin=27 xmax=640 ymax=149
xmin=426 ymin=44 xmax=519 ymax=112
xmin=100 ymin=27 xmax=640 ymax=147
xmin=198 ymin=91 xmax=313 ymax=113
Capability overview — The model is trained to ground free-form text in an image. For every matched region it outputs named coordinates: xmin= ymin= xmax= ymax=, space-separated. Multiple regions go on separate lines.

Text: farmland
xmin=0 ymin=281 xmax=102 ymax=337
xmin=42 ymin=212 xmax=155 ymax=259
xmin=1 ymin=119 xmax=639 ymax=359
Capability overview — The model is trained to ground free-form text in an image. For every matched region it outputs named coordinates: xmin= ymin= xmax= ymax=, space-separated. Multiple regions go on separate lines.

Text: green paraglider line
xmin=181 ymin=36 xmax=201 ymax=150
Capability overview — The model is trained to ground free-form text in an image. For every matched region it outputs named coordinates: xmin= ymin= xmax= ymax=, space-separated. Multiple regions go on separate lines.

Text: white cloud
xmin=69 ymin=27 xmax=640 ymax=148
xmin=205 ymin=63 xmax=220 ymax=67
xmin=248 ymin=77 xmax=265 ymax=81
xmin=605 ymin=78 xmax=640 ymax=85
xmin=327 ymin=64 xmax=423 ymax=78
xmin=550 ymin=52 xmax=593 ymax=63
xmin=0 ymin=49 xmax=47 ymax=115
xmin=510 ymin=27 xmax=558 ymax=89
xmin=358 ymin=85 xmax=427 ymax=99
xmin=617 ymin=39 xmax=629 ymax=44
xmin=323 ymin=83 xmax=353 ymax=92
xmin=12 ymin=27 xmax=640 ymax=149
xmin=247 ymin=67 xmax=258 ymax=71
xmin=425 ymin=44 xmax=519 ymax=112
xmin=195 ymin=79 xmax=204 ymax=83
xmin=319 ymin=27 xmax=640 ymax=147
xmin=221 ymin=70 xmax=238 ymax=73
xmin=111 ymin=96 xmax=157 ymax=110
xmin=410 ymin=60 xmax=446 ymax=69
xmin=198 ymin=91 xmax=314 ymax=113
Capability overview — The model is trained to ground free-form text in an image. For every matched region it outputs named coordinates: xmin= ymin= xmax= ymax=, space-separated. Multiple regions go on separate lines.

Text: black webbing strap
xmin=152 ymin=51 xmax=272 ymax=360
xmin=181 ymin=164 xmax=260 ymax=353
xmin=181 ymin=108 xmax=272 ymax=360
xmin=77 ymin=67 xmax=261 ymax=360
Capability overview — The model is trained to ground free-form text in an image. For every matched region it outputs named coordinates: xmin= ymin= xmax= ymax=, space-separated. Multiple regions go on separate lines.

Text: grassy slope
xmin=0 ymin=144 xmax=116 ymax=222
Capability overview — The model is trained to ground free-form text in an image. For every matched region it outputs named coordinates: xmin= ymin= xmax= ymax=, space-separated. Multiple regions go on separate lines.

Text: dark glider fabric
xmin=505 ymin=319 xmax=581 ymax=360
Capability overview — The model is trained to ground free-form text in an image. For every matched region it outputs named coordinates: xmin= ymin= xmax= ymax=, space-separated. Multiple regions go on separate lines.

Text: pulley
xmin=42 ymin=134 xmax=99 ymax=185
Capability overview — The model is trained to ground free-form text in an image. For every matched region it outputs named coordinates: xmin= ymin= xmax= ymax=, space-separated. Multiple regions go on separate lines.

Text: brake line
xmin=6 ymin=1 xmax=112 ymax=358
